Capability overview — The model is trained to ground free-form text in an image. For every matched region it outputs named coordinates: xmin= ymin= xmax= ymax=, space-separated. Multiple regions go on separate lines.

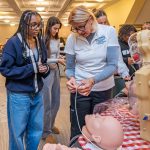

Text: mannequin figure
xmin=43 ymin=114 xmax=123 ymax=150
xmin=127 ymin=80 xmax=139 ymax=115
xmin=133 ymin=30 xmax=150 ymax=141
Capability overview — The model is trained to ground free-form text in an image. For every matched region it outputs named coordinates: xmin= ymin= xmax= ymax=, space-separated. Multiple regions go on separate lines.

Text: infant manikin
xmin=43 ymin=114 xmax=123 ymax=150
xmin=128 ymin=29 xmax=150 ymax=141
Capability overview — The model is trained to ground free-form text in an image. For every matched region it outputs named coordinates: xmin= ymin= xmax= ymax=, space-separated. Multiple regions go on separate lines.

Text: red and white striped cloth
xmin=101 ymin=107 xmax=150 ymax=150
xmin=78 ymin=136 xmax=102 ymax=150
xmin=78 ymin=106 xmax=150 ymax=150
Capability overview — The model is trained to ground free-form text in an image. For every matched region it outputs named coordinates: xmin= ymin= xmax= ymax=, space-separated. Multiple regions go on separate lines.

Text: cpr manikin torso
xmin=126 ymin=80 xmax=139 ymax=115
xmin=43 ymin=114 xmax=123 ymax=150
xmin=129 ymin=30 xmax=150 ymax=141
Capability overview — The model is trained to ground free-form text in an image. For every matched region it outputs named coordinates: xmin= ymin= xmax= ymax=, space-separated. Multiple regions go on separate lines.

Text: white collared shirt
xmin=65 ymin=24 xmax=119 ymax=91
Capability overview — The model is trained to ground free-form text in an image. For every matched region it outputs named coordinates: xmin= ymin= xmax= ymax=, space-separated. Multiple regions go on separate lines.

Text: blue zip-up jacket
xmin=0 ymin=34 xmax=49 ymax=93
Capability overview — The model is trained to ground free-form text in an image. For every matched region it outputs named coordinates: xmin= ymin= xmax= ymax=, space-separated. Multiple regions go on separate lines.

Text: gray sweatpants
xmin=42 ymin=68 xmax=60 ymax=138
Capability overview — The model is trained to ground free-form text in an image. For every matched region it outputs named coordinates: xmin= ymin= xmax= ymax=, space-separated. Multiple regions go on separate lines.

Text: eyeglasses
xmin=71 ymin=19 xmax=89 ymax=33
xmin=27 ymin=21 xmax=44 ymax=30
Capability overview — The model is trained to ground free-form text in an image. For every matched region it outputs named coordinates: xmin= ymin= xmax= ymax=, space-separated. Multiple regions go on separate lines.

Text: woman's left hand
xmin=78 ymin=78 xmax=95 ymax=96
xmin=58 ymin=55 xmax=66 ymax=66
xmin=38 ymin=64 xmax=48 ymax=73
xmin=123 ymin=76 xmax=131 ymax=81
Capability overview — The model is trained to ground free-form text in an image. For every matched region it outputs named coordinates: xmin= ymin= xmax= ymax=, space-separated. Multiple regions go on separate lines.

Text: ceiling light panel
xmin=36 ymin=7 xmax=45 ymax=11
xmin=4 ymin=20 xmax=10 ymax=23
xmin=0 ymin=0 xmax=118 ymax=25
xmin=71 ymin=2 xmax=98 ymax=9
xmin=23 ymin=1 xmax=50 ymax=6
xmin=36 ymin=0 xmax=45 ymax=2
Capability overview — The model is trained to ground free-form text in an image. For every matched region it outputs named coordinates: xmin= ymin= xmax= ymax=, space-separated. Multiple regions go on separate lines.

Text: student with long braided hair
xmin=0 ymin=10 xmax=49 ymax=150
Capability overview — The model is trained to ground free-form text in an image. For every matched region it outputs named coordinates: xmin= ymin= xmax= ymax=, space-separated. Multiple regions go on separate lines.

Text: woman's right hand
xmin=77 ymin=78 xmax=94 ymax=96
xmin=58 ymin=58 xmax=66 ymax=66
xmin=66 ymin=77 xmax=77 ymax=93
xmin=128 ymin=57 xmax=134 ymax=65
xmin=38 ymin=63 xmax=48 ymax=73
xmin=58 ymin=55 xmax=66 ymax=66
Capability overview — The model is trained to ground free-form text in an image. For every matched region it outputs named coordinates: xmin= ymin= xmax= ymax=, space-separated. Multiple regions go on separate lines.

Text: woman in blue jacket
xmin=0 ymin=10 xmax=49 ymax=150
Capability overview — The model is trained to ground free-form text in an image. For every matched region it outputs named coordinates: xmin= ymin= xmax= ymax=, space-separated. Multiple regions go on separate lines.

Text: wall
xmin=1 ymin=0 xmax=135 ymax=44
xmin=2 ymin=0 xmax=148 ymax=44
xmin=59 ymin=25 xmax=71 ymax=40
xmin=104 ymin=0 xmax=135 ymax=30
xmin=0 ymin=25 xmax=17 ymax=45
xmin=135 ymin=0 xmax=150 ymax=24
xmin=0 ymin=24 xmax=71 ymax=44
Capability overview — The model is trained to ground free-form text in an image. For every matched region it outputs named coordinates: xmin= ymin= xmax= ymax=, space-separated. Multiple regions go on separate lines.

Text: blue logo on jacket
xmin=96 ymin=35 xmax=106 ymax=44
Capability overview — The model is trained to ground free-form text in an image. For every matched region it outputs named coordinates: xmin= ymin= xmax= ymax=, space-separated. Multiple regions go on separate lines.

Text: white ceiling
xmin=0 ymin=0 xmax=119 ymax=26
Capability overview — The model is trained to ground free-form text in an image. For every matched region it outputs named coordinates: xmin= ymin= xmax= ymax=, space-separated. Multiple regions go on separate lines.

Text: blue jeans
xmin=7 ymin=90 xmax=43 ymax=150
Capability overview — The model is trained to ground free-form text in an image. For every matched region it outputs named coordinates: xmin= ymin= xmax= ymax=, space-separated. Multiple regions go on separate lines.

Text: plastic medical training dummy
xmin=43 ymin=114 xmax=123 ymax=150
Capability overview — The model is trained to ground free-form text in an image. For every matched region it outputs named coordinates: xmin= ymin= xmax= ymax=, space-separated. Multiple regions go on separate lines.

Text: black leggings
xmin=70 ymin=88 xmax=112 ymax=139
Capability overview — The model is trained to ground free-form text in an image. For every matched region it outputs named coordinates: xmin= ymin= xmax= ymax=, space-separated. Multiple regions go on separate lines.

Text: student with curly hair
xmin=118 ymin=24 xmax=138 ymax=76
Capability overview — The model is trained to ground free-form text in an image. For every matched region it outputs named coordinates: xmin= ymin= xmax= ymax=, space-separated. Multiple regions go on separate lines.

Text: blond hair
xmin=68 ymin=5 xmax=97 ymax=25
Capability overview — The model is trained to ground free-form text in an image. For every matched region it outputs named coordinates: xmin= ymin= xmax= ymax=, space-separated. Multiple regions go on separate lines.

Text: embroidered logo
xmin=96 ymin=35 xmax=106 ymax=44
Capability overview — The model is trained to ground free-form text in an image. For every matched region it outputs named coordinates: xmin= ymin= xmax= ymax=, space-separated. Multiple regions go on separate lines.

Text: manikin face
xmin=97 ymin=16 xmax=108 ymax=25
xmin=137 ymin=30 xmax=150 ymax=63
xmin=82 ymin=114 xmax=104 ymax=141
xmin=82 ymin=114 xmax=124 ymax=150
xmin=28 ymin=15 xmax=42 ymax=37
xmin=84 ymin=114 xmax=108 ymax=135
xmin=71 ymin=17 xmax=93 ymax=37
xmin=50 ymin=24 xmax=61 ymax=37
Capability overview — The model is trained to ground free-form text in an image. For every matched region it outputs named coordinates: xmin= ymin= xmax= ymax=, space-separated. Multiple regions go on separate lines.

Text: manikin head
xmin=137 ymin=30 xmax=150 ymax=63
xmin=82 ymin=114 xmax=124 ymax=150
xmin=129 ymin=30 xmax=150 ymax=64
xmin=43 ymin=114 xmax=123 ymax=150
